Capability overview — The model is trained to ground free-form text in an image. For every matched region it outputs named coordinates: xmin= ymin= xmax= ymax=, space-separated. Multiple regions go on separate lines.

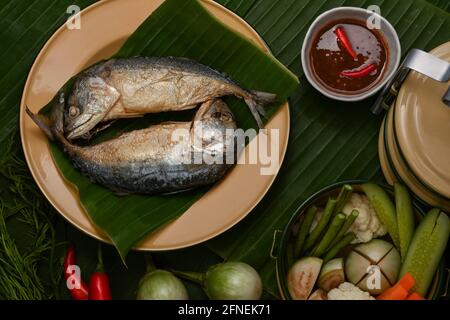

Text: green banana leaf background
xmin=0 ymin=0 xmax=449 ymax=300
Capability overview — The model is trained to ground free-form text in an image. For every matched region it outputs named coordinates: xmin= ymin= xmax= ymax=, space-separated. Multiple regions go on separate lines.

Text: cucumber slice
xmin=399 ymin=209 xmax=449 ymax=296
xmin=362 ymin=183 xmax=400 ymax=249
xmin=394 ymin=183 xmax=415 ymax=261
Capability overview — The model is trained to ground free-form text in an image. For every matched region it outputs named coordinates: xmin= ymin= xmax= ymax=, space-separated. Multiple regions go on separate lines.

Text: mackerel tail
xmin=244 ymin=90 xmax=277 ymax=128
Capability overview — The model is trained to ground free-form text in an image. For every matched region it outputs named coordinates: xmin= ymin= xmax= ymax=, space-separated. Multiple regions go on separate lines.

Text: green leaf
xmin=208 ymin=0 xmax=450 ymax=297
xmin=0 ymin=136 xmax=66 ymax=300
xmin=427 ymin=0 xmax=450 ymax=12
xmin=48 ymin=0 xmax=299 ymax=260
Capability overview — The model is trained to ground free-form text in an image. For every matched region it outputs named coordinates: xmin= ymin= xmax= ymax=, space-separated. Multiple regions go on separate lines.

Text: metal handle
xmin=372 ymin=48 xmax=450 ymax=114
xmin=270 ymin=229 xmax=282 ymax=259
xmin=403 ymin=49 xmax=450 ymax=81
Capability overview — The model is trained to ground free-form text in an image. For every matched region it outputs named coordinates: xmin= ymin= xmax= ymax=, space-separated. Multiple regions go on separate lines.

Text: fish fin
xmin=107 ymin=112 xmax=144 ymax=120
xmin=25 ymin=106 xmax=54 ymax=141
xmin=249 ymin=90 xmax=277 ymax=117
xmin=79 ymin=120 xmax=117 ymax=140
xmin=244 ymin=97 xmax=265 ymax=129
xmin=112 ymin=190 xmax=130 ymax=197
xmin=111 ymin=186 xmax=195 ymax=196
xmin=161 ymin=187 xmax=197 ymax=196
xmin=244 ymin=91 xmax=277 ymax=129
xmin=158 ymin=121 xmax=187 ymax=126
xmin=99 ymin=59 xmax=115 ymax=76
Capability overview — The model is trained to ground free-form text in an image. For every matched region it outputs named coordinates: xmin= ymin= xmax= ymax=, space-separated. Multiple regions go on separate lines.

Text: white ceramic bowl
xmin=301 ymin=7 xmax=401 ymax=101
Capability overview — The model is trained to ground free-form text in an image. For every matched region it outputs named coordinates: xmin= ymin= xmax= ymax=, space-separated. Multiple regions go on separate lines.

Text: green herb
xmin=0 ymin=136 xmax=64 ymax=299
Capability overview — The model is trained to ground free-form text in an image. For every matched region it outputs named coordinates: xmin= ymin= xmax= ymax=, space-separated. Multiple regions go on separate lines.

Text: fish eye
xmin=68 ymin=106 xmax=80 ymax=118
xmin=212 ymin=112 xmax=223 ymax=119
xmin=221 ymin=112 xmax=233 ymax=122
xmin=212 ymin=111 xmax=233 ymax=122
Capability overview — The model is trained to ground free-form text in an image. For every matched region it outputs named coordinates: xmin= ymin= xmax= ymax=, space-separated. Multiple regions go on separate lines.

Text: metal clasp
xmin=372 ymin=48 xmax=450 ymax=114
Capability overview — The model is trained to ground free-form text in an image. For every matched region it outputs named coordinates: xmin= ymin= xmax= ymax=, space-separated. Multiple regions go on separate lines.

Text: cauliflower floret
xmin=341 ymin=193 xmax=387 ymax=243
xmin=327 ymin=282 xmax=375 ymax=300
xmin=374 ymin=221 xmax=387 ymax=238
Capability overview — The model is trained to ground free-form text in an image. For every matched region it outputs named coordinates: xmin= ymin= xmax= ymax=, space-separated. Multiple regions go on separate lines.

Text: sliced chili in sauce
xmin=310 ymin=19 xmax=388 ymax=94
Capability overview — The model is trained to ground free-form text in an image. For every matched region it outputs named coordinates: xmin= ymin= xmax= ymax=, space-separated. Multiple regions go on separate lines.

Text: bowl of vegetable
xmin=274 ymin=181 xmax=449 ymax=300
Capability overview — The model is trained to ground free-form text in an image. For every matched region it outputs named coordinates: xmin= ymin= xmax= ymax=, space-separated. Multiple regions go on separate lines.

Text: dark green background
xmin=0 ymin=0 xmax=449 ymax=299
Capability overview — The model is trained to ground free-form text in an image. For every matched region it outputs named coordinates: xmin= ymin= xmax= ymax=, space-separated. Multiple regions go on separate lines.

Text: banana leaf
xmin=427 ymin=0 xmax=450 ymax=12
xmin=1 ymin=0 xmax=449 ymax=299
xmin=47 ymin=0 xmax=299 ymax=260
xmin=208 ymin=0 xmax=450 ymax=297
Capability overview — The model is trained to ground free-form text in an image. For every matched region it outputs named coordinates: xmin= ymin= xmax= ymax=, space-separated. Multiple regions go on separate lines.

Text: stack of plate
xmin=378 ymin=42 xmax=450 ymax=212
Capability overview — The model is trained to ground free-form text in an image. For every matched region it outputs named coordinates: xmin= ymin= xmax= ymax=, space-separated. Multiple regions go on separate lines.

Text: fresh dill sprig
xmin=0 ymin=135 xmax=64 ymax=300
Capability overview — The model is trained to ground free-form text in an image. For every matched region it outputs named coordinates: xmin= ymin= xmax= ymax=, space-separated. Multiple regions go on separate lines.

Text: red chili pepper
xmin=340 ymin=63 xmax=377 ymax=78
xmin=89 ymin=245 xmax=112 ymax=300
xmin=335 ymin=26 xmax=357 ymax=59
xmin=64 ymin=244 xmax=89 ymax=300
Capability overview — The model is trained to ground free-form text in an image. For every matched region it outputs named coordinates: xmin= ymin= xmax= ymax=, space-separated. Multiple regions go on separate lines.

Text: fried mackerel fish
xmin=27 ymin=99 xmax=237 ymax=195
xmin=58 ymin=56 xmax=276 ymax=139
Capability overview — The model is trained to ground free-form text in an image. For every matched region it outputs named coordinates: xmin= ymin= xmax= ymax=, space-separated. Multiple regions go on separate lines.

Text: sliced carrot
xmin=377 ymin=273 xmax=416 ymax=300
xmin=407 ymin=292 xmax=426 ymax=300
xmin=377 ymin=284 xmax=409 ymax=300
xmin=397 ymin=272 xmax=415 ymax=291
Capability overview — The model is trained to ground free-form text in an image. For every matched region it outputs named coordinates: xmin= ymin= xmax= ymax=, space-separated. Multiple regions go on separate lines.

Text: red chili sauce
xmin=310 ymin=19 xmax=388 ymax=94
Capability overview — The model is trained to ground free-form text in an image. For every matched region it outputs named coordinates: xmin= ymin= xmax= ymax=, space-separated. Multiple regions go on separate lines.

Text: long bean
xmin=323 ymin=233 xmax=356 ymax=263
xmin=327 ymin=210 xmax=359 ymax=250
xmin=312 ymin=213 xmax=346 ymax=257
xmin=334 ymin=184 xmax=353 ymax=215
xmin=294 ymin=205 xmax=318 ymax=258
xmin=304 ymin=199 xmax=337 ymax=252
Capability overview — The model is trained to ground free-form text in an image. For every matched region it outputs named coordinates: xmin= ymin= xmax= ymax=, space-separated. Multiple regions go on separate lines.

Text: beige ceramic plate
xmin=19 ymin=0 xmax=290 ymax=250
xmin=384 ymin=106 xmax=450 ymax=211
xmin=395 ymin=42 xmax=450 ymax=199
